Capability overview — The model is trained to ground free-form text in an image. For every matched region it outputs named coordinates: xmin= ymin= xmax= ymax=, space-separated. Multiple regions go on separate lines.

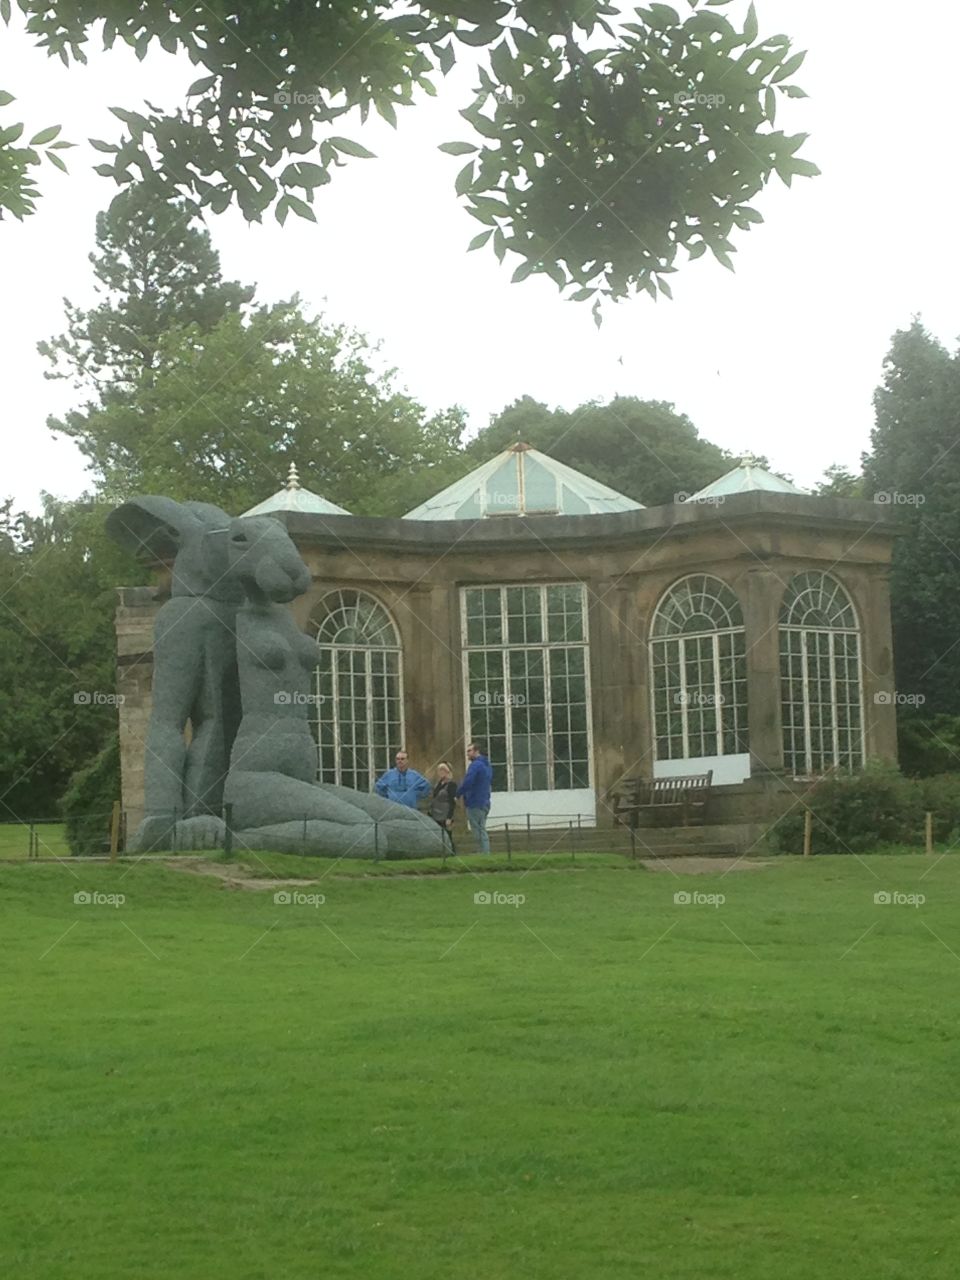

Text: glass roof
xmin=403 ymin=444 xmax=643 ymax=520
xmin=688 ymin=462 xmax=806 ymax=501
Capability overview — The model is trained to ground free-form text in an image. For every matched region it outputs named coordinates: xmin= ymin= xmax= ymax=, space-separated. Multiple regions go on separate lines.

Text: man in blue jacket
xmin=374 ymin=750 xmax=431 ymax=809
xmin=456 ymin=740 xmax=493 ymax=853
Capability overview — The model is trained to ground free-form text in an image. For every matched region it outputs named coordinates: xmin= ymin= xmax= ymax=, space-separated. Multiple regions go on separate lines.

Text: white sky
xmin=2 ymin=0 xmax=958 ymax=512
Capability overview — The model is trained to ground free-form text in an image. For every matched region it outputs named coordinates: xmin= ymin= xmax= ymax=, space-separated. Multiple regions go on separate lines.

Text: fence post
xmin=630 ymin=825 xmax=637 ymax=861
xmin=925 ymin=810 xmax=934 ymax=855
xmin=109 ymin=801 xmax=122 ymax=863
xmin=570 ymin=820 xmax=575 ymax=862
xmin=803 ymin=809 xmax=812 ymax=858
xmin=223 ymin=804 xmax=233 ymax=860
xmin=526 ymin=812 xmax=531 ymax=849
xmin=29 ymin=823 xmax=36 ymax=859
xmin=505 ymin=823 xmax=511 ymax=862
xmin=374 ymin=821 xmax=380 ymax=862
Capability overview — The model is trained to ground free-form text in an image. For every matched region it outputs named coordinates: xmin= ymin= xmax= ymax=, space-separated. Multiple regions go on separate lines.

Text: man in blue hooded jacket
xmin=374 ymin=749 xmax=431 ymax=808
xmin=456 ymin=740 xmax=493 ymax=853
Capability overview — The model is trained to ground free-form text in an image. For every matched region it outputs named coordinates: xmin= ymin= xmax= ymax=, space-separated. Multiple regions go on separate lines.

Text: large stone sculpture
xmin=107 ymin=498 xmax=443 ymax=857
xmin=106 ymin=498 xmax=243 ymax=852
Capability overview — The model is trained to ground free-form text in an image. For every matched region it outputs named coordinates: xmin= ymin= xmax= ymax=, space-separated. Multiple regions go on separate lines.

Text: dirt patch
xmin=165 ymin=857 xmax=324 ymax=892
xmin=639 ymin=856 xmax=774 ymax=875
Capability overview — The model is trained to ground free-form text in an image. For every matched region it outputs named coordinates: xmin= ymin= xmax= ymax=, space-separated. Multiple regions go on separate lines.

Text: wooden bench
xmin=611 ymin=772 xmax=713 ymax=828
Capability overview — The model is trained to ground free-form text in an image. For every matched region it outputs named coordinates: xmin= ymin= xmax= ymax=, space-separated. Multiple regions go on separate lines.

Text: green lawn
xmin=0 ymin=820 xmax=70 ymax=860
xmin=2 ymin=853 xmax=958 ymax=1278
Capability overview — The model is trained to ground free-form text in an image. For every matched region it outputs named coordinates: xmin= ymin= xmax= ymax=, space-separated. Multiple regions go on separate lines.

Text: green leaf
xmin=657 ymin=277 xmax=674 ymax=300
xmin=688 ymin=241 xmax=708 ymax=260
xmin=275 ymin=195 xmax=290 ymax=226
xmin=456 ymin=25 xmax=501 ymax=47
xmin=46 ymin=150 xmax=68 ymax=172
xmin=569 ymin=287 xmax=595 ymax=301
xmin=28 ymin=125 xmax=61 ymax=146
xmin=781 ymin=84 xmax=809 ymax=99
xmin=0 ymin=121 xmax=24 ymax=144
xmin=511 ymin=259 xmax=536 ymax=283
xmin=764 ymin=86 xmax=776 ymax=125
xmin=438 ymin=42 xmax=455 ymax=75
xmin=789 ymin=158 xmax=821 ymax=178
xmin=187 ymin=75 xmax=218 ymax=96
xmin=0 ymin=91 xmax=14 ymax=107
xmin=438 ymin=140 xmax=478 ymax=155
xmin=285 ymin=194 xmax=318 ymax=222
xmin=743 ymin=2 xmax=758 ymax=45
xmin=88 ymin=138 xmax=118 ymax=154
xmin=377 ymin=98 xmax=398 ymax=128
xmin=455 ymin=159 xmax=474 ymax=196
xmin=328 ymin=136 xmax=376 ymax=159
xmin=0 ymin=0 xmax=10 ymax=24
xmin=773 ymin=49 xmax=807 ymax=83
xmin=468 ymin=229 xmax=493 ymax=250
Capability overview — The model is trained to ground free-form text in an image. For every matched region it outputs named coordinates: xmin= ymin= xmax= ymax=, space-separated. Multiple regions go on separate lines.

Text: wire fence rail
xmin=0 ymin=807 xmax=625 ymax=862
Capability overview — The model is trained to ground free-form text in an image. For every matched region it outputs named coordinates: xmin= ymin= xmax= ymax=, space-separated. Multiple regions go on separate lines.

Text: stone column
xmin=855 ymin=567 xmax=898 ymax=765
xmin=115 ymin=586 xmax=162 ymax=828
xmin=741 ymin=566 xmax=786 ymax=776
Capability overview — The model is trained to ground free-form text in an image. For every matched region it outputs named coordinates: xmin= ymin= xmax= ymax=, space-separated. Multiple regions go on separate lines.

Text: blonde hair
xmin=437 ymin=761 xmax=452 ymax=774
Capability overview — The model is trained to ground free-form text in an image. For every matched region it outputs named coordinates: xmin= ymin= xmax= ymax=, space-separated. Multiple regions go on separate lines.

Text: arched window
xmin=310 ymin=590 xmax=403 ymax=792
xmin=779 ymin=573 xmax=863 ymax=775
xmin=650 ymin=575 xmax=748 ymax=761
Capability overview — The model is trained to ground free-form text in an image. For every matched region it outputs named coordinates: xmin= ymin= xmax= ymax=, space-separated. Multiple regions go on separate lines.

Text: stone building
xmin=114 ymin=448 xmax=900 ymax=831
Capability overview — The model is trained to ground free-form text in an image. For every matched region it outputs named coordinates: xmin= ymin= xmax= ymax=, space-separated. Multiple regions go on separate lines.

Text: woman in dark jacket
xmin=430 ymin=761 xmax=458 ymax=853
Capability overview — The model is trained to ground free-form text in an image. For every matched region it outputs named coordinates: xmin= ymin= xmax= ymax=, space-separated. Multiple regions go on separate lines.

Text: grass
xmin=2 ymin=853 xmax=959 ymax=1278
xmin=0 ymin=820 xmax=70 ymax=859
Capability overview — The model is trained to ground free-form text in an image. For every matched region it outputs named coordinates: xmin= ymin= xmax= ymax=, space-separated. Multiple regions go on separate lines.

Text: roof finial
xmin=739 ymin=452 xmax=763 ymax=469
xmin=286 ymin=462 xmax=301 ymax=491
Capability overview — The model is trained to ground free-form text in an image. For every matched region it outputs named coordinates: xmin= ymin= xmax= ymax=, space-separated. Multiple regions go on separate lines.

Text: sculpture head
xmin=106 ymin=496 xmax=244 ymax=602
xmin=227 ymin=515 xmax=312 ymax=605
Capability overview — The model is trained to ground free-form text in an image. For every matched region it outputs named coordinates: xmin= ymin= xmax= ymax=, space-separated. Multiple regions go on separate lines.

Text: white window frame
xmin=779 ymin=573 xmax=865 ymax=777
xmin=459 ymin=583 xmax=594 ymax=793
xmin=311 ymin=590 xmax=404 ymax=791
xmin=649 ymin=575 xmax=749 ymax=762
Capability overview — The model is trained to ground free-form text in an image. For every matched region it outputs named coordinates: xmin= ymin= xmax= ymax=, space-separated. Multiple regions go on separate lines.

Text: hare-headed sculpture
xmin=106 ymin=497 xmax=243 ymax=852
xmin=108 ymin=498 xmax=443 ymax=857
xmin=222 ymin=515 xmax=443 ymax=857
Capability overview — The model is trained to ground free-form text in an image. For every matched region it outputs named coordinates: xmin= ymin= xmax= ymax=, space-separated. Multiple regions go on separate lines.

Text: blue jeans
xmin=466 ymin=806 xmax=490 ymax=854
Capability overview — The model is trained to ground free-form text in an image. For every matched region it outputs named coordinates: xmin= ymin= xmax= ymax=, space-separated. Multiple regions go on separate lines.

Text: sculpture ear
xmin=106 ymin=496 xmax=202 ymax=562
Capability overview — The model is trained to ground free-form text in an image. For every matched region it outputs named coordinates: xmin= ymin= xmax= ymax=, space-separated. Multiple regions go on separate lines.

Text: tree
xmin=0 ymin=496 xmax=137 ymax=819
xmin=862 ymin=320 xmax=960 ymax=717
xmin=815 ymin=463 xmax=863 ymax=498
xmin=0 ymin=88 xmax=73 ymax=219
xmin=39 ymin=185 xmax=253 ymax=394
xmin=466 ymin=393 xmax=730 ymax=505
xmin=51 ymin=296 xmax=466 ymax=516
xmin=2 ymin=1 xmax=817 ymax=306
